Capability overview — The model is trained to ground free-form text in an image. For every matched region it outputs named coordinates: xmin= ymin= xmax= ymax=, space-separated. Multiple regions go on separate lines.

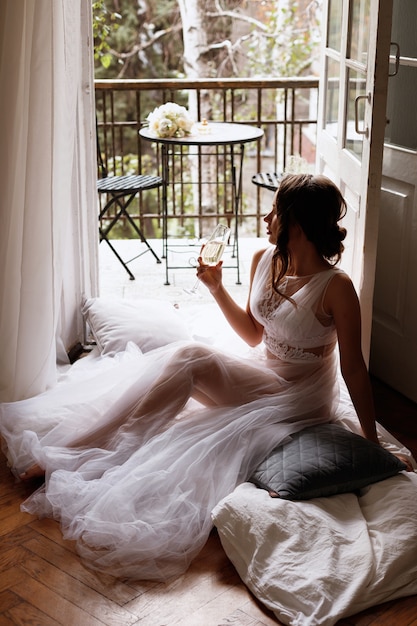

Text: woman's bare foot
xmin=19 ymin=464 xmax=45 ymax=481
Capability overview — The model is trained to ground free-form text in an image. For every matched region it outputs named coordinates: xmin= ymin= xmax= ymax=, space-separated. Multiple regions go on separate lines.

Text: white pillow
xmin=82 ymin=296 xmax=191 ymax=355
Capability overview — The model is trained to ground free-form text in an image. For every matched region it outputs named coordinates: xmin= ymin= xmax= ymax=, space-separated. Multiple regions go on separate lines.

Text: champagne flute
xmin=184 ymin=223 xmax=231 ymax=295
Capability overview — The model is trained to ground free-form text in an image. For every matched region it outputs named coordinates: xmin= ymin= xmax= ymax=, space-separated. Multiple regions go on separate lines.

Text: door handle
xmin=389 ymin=42 xmax=400 ymax=77
xmin=354 ymin=93 xmax=371 ymax=137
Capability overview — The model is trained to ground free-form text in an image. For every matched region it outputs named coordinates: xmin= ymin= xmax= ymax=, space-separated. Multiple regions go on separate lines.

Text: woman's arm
xmin=197 ymin=248 xmax=265 ymax=346
xmin=326 ymin=272 xmax=414 ymax=470
xmin=324 ymin=273 xmax=379 ymax=443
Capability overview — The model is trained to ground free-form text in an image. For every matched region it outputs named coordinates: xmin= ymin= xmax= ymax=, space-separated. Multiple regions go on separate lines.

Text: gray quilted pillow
xmin=249 ymin=423 xmax=407 ymax=500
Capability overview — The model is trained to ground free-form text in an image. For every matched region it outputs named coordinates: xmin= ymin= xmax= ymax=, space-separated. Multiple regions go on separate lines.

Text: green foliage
xmin=93 ymin=0 xmax=183 ymax=79
xmin=247 ymin=2 xmax=320 ymax=78
xmin=92 ymin=0 xmax=121 ymax=69
xmin=92 ymin=1 xmax=320 ymax=80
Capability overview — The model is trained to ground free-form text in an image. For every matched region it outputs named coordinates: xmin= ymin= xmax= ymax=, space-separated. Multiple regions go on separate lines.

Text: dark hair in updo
xmin=272 ymin=173 xmax=347 ymax=293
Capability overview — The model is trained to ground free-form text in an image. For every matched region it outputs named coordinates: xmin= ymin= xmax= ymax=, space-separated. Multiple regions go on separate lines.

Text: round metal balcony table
xmin=140 ymin=122 xmax=264 ymax=285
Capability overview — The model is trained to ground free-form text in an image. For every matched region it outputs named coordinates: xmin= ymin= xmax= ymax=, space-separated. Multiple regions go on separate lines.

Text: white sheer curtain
xmin=0 ymin=0 xmax=98 ymax=402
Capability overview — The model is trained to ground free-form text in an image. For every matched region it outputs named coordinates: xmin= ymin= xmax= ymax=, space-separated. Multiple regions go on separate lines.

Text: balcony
xmin=99 ymin=235 xmax=265 ymax=308
xmin=95 ymin=76 xmax=319 ymax=243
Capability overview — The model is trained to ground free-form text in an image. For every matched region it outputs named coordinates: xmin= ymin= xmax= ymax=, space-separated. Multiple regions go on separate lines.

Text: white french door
xmin=316 ymin=0 xmax=393 ymax=362
xmin=370 ymin=0 xmax=417 ymax=401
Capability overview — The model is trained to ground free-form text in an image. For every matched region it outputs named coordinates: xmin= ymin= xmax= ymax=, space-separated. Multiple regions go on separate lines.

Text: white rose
xmin=158 ymin=118 xmax=177 ymax=137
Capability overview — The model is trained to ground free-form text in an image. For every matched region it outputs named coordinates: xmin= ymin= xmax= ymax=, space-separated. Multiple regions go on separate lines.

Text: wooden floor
xmin=1 ymin=377 xmax=416 ymax=626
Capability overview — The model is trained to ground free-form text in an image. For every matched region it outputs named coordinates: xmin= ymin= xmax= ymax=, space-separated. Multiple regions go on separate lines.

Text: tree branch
xmin=205 ymin=32 xmax=256 ymax=76
xmin=204 ymin=0 xmax=268 ymax=32
xmin=108 ymin=22 xmax=183 ymax=78
xmin=109 ymin=24 xmax=182 ymax=61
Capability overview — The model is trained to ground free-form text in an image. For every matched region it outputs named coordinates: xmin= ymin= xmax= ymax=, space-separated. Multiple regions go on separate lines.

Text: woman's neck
xmin=286 ymin=244 xmax=330 ymax=277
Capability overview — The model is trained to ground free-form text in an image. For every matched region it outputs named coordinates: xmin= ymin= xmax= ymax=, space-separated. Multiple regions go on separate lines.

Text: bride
xmin=7 ymin=173 xmax=413 ymax=581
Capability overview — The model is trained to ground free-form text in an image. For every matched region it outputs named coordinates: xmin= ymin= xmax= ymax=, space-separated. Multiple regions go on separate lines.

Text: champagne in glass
xmin=184 ymin=223 xmax=231 ymax=295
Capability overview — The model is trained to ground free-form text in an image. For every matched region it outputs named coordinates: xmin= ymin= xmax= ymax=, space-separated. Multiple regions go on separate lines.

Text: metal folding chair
xmin=251 ymin=172 xmax=282 ymax=191
xmin=97 ymin=131 xmax=163 ymax=280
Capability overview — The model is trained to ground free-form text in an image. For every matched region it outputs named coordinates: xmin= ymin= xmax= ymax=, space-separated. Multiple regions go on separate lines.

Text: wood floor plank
xmin=0 ymin=546 xmax=29 ymax=573
xmin=0 ymin=511 xmax=33 ymax=539
xmin=367 ymin=596 xmax=417 ymax=625
xmin=23 ymin=536 xmax=141 ymax=606
xmin=17 ymin=553 xmax=138 ymax=626
xmin=0 ymin=525 xmax=37 ymax=551
xmin=239 ymin=598 xmax=284 ymax=626
xmin=0 ymin=494 xmax=20 ymax=511
xmin=9 ymin=570 xmax=109 ymax=626
xmin=4 ymin=602 xmax=62 ymax=626
xmin=28 ymin=517 xmax=78 ymax=553
xmin=124 ymin=531 xmax=238 ymax=616
xmin=173 ymin=585 xmax=264 ymax=626
xmin=338 ymin=594 xmax=417 ymax=625
xmin=0 ymin=568 xmax=23 ymax=595
xmin=0 ymin=501 xmax=25 ymax=523
xmin=0 ymin=493 xmax=17 ymax=508
xmin=0 ymin=477 xmax=39 ymax=505
xmin=0 ymin=590 xmax=20 ymax=613
xmin=125 ymin=559 xmax=248 ymax=626
xmin=216 ymin=607 xmax=271 ymax=626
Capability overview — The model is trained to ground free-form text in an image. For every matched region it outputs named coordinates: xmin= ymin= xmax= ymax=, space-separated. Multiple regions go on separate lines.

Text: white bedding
xmin=212 ymin=472 xmax=417 ymax=626
xmin=1 ymin=299 xmax=416 ymax=623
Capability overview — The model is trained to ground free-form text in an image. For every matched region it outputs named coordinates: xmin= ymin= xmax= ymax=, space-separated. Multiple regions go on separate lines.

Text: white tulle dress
xmin=1 ymin=247 xmax=347 ymax=581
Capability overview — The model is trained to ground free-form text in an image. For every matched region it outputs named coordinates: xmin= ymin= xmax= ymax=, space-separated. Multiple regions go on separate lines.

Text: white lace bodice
xmin=250 ymin=247 xmax=342 ymax=362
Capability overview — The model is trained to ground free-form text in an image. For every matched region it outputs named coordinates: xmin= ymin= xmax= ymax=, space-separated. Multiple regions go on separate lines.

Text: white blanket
xmin=212 ymin=473 xmax=417 ymax=626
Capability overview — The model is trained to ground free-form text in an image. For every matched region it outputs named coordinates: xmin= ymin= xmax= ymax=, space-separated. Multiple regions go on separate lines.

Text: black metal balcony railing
xmin=95 ymin=77 xmax=319 ymax=239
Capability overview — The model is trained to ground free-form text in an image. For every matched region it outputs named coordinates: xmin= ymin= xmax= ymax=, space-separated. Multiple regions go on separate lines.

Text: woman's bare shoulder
xmin=324 ymin=269 xmax=359 ymax=314
xmin=252 ymin=247 xmax=271 ymax=266
xmin=249 ymin=247 xmax=272 ymax=283
xmin=329 ymin=268 xmax=355 ymax=291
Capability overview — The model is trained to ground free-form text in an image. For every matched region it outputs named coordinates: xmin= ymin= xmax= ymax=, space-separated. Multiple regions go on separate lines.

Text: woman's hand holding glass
xmin=196 ymin=251 xmax=224 ymax=294
xmin=184 ymin=224 xmax=231 ymax=295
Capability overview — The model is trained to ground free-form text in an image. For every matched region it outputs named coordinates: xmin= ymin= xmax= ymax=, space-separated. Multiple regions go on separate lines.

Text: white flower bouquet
xmin=145 ymin=102 xmax=195 ymax=138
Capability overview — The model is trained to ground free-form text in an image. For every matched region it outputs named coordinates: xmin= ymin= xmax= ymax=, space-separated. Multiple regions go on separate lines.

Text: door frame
xmin=316 ymin=0 xmax=393 ymax=363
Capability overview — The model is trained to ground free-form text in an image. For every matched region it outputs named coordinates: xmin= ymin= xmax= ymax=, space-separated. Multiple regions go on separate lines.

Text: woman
xmin=18 ymin=174 xmax=412 ymax=580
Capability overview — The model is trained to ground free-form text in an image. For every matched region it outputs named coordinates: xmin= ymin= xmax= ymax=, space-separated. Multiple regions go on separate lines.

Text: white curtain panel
xmin=0 ymin=0 xmax=98 ymax=402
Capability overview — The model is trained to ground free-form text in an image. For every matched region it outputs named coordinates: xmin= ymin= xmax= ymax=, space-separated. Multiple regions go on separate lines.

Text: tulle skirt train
xmin=4 ymin=341 xmax=339 ymax=580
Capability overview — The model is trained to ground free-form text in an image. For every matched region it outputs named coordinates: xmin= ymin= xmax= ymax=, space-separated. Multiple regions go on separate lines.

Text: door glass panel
xmin=346 ymin=68 xmax=366 ymax=159
xmin=324 ymin=57 xmax=340 ymax=141
xmin=350 ymin=0 xmax=370 ymax=64
xmin=385 ymin=0 xmax=417 ymax=149
xmin=385 ymin=66 xmax=417 ymax=151
xmin=327 ymin=0 xmax=343 ymax=51
xmin=391 ymin=0 xmax=417 ymax=57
